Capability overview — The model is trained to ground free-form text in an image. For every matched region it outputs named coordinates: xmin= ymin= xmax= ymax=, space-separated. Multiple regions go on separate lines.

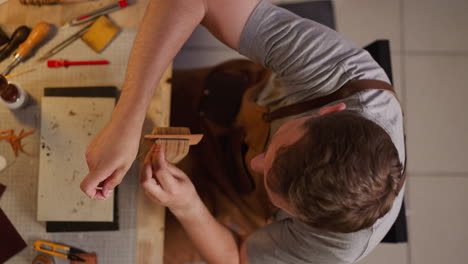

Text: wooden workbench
xmin=0 ymin=0 xmax=149 ymax=29
xmin=0 ymin=1 xmax=169 ymax=263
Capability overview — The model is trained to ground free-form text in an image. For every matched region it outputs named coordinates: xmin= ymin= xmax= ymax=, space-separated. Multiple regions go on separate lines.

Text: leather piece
xmin=72 ymin=253 xmax=97 ymax=264
xmin=264 ymin=79 xmax=396 ymax=122
xmin=0 ymin=208 xmax=27 ymax=263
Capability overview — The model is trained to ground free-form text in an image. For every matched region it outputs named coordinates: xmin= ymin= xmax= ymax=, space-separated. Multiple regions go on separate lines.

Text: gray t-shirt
xmin=238 ymin=1 xmax=406 ymax=263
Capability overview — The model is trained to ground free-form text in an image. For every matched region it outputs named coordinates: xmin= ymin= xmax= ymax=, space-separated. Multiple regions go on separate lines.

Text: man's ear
xmin=250 ymin=153 xmax=265 ymax=174
xmin=318 ymin=102 xmax=346 ymax=116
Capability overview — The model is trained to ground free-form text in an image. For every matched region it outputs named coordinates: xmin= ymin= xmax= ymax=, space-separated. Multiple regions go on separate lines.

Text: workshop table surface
xmin=0 ymin=1 xmax=170 ymax=261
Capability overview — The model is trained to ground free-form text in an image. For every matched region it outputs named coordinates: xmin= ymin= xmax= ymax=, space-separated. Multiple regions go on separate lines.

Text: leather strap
xmin=263 ymin=79 xmax=395 ymax=122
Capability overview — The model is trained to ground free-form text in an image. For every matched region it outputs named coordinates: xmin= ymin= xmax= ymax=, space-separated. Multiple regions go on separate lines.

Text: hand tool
xmin=0 ymin=28 xmax=9 ymax=47
xmin=2 ymin=22 xmax=53 ymax=76
xmin=37 ymin=23 xmax=91 ymax=62
xmin=63 ymin=0 xmax=130 ymax=27
xmin=144 ymin=133 xmax=204 ymax=145
xmin=20 ymin=0 xmax=95 ymax=6
xmin=34 ymin=240 xmax=86 ymax=262
xmin=0 ymin=26 xmax=31 ymax=63
xmin=47 ymin=59 xmax=109 ymax=68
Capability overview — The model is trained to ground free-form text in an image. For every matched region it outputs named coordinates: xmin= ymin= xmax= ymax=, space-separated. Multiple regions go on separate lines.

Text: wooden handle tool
xmin=15 ymin=22 xmax=53 ymax=59
xmin=2 ymin=22 xmax=53 ymax=75
xmin=0 ymin=26 xmax=31 ymax=63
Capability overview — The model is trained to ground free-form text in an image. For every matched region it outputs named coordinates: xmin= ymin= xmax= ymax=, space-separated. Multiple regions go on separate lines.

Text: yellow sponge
xmin=81 ymin=16 xmax=120 ymax=53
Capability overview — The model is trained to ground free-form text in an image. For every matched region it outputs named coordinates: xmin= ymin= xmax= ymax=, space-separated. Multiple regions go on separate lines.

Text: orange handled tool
xmin=34 ymin=240 xmax=86 ymax=262
xmin=2 ymin=22 xmax=53 ymax=75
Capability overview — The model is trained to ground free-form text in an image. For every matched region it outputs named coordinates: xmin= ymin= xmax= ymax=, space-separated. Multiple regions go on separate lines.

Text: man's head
xmin=251 ymin=103 xmax=403 ymax=233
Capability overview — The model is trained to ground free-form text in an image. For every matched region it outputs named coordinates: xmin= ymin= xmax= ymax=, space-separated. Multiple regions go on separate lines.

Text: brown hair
xmin=267 ymin=110 xmax=402 ymax=233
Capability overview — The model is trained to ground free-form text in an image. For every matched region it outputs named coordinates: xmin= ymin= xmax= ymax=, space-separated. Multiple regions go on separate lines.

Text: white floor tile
xmin=408 ymin=176 xmax=468 ymax=264
xmin=404 ymin=0 xmax=468 ymax=52
xmin=357 ymin=244 xmax=408 ymax=264
xmin=405 ymin=55 xmax=468 ymax=174
xmin=333 ymin=0 xmax=402 ymax=50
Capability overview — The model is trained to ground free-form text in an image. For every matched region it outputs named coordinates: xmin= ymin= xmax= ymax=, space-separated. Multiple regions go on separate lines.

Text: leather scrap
xmin=72 ymin=253 xmax=97 ymax=264
xmin=0 ymin=208 xmax=27 ymax=263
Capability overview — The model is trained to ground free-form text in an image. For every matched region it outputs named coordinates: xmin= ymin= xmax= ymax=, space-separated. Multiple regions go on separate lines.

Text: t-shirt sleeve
xmin=246 ymin=220 xmax=306 ymax=264
xmin=238 ymin=0 xmax=390 ymax=100
xmin=245 ymin=216 xmax=371 ymax=264
xmin=245 ymin=219 xmax=355 ymax=264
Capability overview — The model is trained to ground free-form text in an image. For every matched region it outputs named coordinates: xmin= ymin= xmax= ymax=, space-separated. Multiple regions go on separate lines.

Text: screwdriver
xmin=2 ymin=22 xmax=53 ymax=76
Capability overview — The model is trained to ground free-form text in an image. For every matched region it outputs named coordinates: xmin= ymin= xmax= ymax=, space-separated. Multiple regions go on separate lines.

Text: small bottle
xmin=0 ymin=75 xmax=29 ymax=110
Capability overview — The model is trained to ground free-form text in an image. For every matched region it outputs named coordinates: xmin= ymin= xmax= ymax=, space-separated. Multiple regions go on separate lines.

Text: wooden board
xmin=135 ymin=65 xmax=172 ymax=264
xmin=37 ymin=93 xmax=115 ymax=221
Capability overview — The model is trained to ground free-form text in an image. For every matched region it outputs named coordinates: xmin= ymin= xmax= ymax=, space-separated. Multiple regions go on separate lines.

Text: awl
xmin=37 ymin=23 xmax=91 ymax=62
xmin=64 ymin=0 xmax=130 ymax=27
xmin=2 ymin=22 xmax=53 ymax=76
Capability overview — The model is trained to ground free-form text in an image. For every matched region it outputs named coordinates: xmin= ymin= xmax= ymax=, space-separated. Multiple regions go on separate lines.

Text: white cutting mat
xmin=37 ymin=96 xmax=115 ymax=221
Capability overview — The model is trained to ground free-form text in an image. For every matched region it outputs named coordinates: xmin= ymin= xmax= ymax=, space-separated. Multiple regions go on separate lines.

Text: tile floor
xmin=174 ymin=0 xmax=468 ymax=263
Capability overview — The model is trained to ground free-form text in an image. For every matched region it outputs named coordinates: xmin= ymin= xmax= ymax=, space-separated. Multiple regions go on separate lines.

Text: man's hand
xmin=141 ymin=144 xmax=200 ymax=217
xmin=80 ymin=118 xmax=141 ymax=200
xmin=141 ymin=144 xmax=243 ymax=264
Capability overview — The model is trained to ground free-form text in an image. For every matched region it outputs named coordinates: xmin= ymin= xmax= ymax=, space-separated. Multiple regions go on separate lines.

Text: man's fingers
xmin=144 ymin=144 xmax=157 ymax=165
xmin=81 ymin=171 xmax=107 ymax=200
xmin=147 ymin=144 xmax=188 ymax=181
xmin=141 ymin=174 xmax=167 ymax=203
xmin=166 ymin=163 xmax=189 ymax=180
xmin=151 ymin=144 xmax=166 ymax=170
xmin=101 ymin=169 xmax=124 ymax=199
xmin=141 ymin=162 xmax=153 ymax=184
xmin=150 ymin=145 xmax=178 ymax=190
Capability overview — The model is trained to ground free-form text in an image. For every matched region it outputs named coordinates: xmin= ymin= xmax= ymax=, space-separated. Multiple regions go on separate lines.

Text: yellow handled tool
xmin=2 ymin=22 xmax=53 ymax=75
xmin=33 ymin=240 xmax=86 ymax=262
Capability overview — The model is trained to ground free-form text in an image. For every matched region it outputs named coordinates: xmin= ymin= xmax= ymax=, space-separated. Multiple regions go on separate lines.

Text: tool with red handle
xmin=47 ymin=59 xmax=109 ymax=68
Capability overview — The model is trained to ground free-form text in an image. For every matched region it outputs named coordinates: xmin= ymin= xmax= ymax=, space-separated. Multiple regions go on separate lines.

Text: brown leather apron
xmin=165 ymin=59 xmax=405 ymax=264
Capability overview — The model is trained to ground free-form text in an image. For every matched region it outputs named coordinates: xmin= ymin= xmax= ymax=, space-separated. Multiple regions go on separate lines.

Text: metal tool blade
xmin=2 ymin=58 xmax=21 ymax=76
xmin=37 ymin=23 xmax=92 ymax=62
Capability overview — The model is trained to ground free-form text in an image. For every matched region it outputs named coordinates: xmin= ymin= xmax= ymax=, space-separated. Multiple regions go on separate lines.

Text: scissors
xmin=34 ymin=240 xmax=86 ymax=262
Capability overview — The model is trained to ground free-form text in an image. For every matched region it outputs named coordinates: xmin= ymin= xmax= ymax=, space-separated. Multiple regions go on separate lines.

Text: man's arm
xmin=81 ymin=0 xmax=261 ymax=199
xmin=141 ymin=145 xmax=250 ymax=264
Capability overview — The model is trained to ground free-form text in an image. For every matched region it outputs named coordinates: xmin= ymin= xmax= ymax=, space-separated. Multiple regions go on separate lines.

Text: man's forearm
xmin=173 ymin=199 xmax=240 ymax=264
xmin=113 ymin=0 xmax=261 ymax=126
xmin=113 ymin=0 xmax=206 ymax=125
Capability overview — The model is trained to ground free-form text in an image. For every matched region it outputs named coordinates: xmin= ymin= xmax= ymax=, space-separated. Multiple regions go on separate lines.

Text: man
xmin=81 ymin=0 xmax=406 ymax=263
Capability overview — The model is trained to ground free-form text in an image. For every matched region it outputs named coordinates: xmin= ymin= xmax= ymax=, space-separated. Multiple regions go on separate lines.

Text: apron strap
xmin=263 ymin=79 xmax=395 ymax=122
